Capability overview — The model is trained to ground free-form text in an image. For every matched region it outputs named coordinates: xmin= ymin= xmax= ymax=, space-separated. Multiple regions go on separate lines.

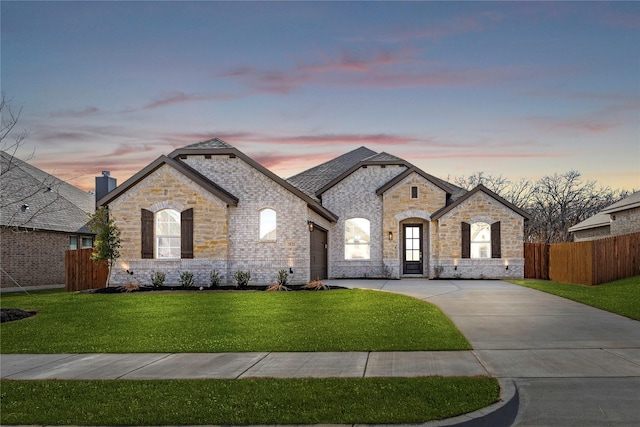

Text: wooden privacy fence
xmin=525 ymin=232 xmax=640 ymax=285
xmin=524 ymin=243 xmax=549 ymax=280
xmin=65 ymin=248 xmax=108 ymax=291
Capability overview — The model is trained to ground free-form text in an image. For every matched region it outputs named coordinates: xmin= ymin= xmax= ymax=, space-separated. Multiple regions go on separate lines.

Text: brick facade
xmin=1 ymin=228 xmax=69 ymax=287
xmin=322 ymin=165 xmax=407 ymax=278
xmin=611 ymin=206 xmax=640 ymax=237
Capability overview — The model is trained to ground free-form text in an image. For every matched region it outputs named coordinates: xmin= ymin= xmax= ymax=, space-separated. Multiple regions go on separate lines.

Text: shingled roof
xmin=0 ymin=151 xmax=95 ymax=233
xmin=287 ymin=147 xmax=377 ymax=198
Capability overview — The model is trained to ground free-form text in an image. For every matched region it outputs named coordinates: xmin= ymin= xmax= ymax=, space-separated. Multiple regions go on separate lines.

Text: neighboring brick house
xmin=99 ymin=139 xmax=530 ymax=286
xmin=569 ymin=191 xmax=640 ymax=242
xmin=0 ymin=151 xmax=96 ymax=289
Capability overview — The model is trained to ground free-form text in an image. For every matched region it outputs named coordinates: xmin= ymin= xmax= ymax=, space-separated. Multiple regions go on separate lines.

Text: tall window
xmin=345 ymin=218 xmax=370 ymax=260
xmin=156 ymin=209 xmax=181 ymax=258
xmin=259 ymin=208 xmax=277 ymax=240
xmin=470 ymin=222 xmax=491 ymax=258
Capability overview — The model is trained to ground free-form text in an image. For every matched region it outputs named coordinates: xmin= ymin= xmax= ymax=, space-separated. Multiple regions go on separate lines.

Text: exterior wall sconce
xmin=505 ymin=260 xmax=509 ymax=270
xmin=126 ymin=270 xmax=134 ymax=275
xmin=21 ymin=204 xmax=29 ymax=212
xmin=454 ymin=265 xmax=458 ymax=271
xmin=289 ymin=267 xmax=294 ymax=274
xmin=388 ymin=231 xmax=393 ymax=241
xmin=453 ymin=259 xmax=458 ymax=270
xmin=307 ymin=221 xmax=314 ymax=232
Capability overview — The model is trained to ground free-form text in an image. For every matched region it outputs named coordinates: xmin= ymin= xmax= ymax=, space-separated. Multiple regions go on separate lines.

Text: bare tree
xmin=452 ymin=169 xmax=631 ymax=244
xmin=1 ymin=95 xmax=62 ymax=229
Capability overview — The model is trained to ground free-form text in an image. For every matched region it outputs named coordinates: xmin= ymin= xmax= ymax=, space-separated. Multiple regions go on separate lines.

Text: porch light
xmin=388 ymin=231 xmax=393 ymax=241
xmin=21 ymin=204 xmax=29 ymax=212
xmin=307 ymin=221 xmax=314 ymax=232
xmin=504 ymin=259 xmax=509 ymax=270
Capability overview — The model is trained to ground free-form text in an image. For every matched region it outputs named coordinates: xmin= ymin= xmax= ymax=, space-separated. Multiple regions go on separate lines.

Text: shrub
xmin=267 ymin=269 xmax=290 ymax=292
xmin=209 ymin=270 xmax=222 ymax=288
xmin=150 ymin=271 xmax=166 ymax=288
xmin=179 ymin=271 xmax=195 ymax=287
xmin=304 ymin=280 xmax=329 ymax=291
xmin=233 ymin=270 xmax=251 ymax=288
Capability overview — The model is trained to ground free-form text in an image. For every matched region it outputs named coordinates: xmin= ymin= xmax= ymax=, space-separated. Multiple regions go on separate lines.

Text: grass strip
xmin=0 ymin=289 xmax=471 ymax=353
xmin=0 ymin=377 xmax=499 ymax=425
xmin=510 ymin=275 xmax=640 ymax=321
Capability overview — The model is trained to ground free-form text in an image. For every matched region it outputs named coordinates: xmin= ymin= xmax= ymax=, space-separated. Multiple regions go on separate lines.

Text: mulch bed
xmin=1 ymin=308 xmax=37 ymax=323
xmin=92 ymin=284 xmax=344 ymax=293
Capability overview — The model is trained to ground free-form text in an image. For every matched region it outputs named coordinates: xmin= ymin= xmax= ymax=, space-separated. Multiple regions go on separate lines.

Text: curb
xmin=418 ymin=378 xmax=519 ymax=427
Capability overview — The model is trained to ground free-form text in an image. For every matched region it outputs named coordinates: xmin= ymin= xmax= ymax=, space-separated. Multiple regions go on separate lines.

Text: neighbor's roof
xmin=568 ymin=191 xmax=640 ymax=233
xmin=568 ymin=212 xmax=611 ymax=233
xmin=601 ymin=191 xmax=640 ymax=214
xmin=0 ymin=151 xmax=95 ymax=233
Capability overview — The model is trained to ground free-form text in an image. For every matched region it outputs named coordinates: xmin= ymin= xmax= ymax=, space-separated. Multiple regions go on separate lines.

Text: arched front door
xmin=403 ymin=224 xmax=423 ymax=274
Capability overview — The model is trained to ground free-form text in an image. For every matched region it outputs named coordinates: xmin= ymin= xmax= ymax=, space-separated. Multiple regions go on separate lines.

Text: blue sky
xmin=2 ymin=1 xmax=639 ymax=191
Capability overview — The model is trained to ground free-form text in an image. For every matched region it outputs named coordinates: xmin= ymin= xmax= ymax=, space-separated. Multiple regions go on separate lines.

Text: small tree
xmin=88 ymin=207 xmax=121 ymax=287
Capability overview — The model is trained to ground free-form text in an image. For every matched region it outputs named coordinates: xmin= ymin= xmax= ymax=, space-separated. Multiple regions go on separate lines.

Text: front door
xmin=403 ymin=224 xmax=423 ymax=275
xmin=310 ymin=227 xmax=328 ymax=280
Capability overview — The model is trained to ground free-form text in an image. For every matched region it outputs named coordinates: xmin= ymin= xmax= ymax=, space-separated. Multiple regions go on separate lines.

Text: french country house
xmin=98 ymin=139 xmax=530 ymax=286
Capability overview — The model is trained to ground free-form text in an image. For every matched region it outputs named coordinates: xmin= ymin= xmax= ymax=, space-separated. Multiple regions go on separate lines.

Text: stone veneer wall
xmin=611 ymin=206 xmax=640 ymax=237
xmin=381 ymin=173 xmax=448 ymax=278
xmin=322 ymin=165 xmax=408 ymax=278
xmin=433 ymin=191 xmax=526 ymax=279
xmin=1 ymin=228 xmax=69 ymax=288
xmin=108 ymin=164 xmax=230 ymax=286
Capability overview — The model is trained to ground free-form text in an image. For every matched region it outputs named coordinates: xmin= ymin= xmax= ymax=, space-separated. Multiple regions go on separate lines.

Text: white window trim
xmin=155 ymin=209 xmax=181 ymax=259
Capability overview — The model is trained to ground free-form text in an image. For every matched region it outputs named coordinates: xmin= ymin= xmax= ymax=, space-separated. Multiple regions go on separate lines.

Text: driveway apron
xmin=332 ymin=279 xmax=640 ymax=427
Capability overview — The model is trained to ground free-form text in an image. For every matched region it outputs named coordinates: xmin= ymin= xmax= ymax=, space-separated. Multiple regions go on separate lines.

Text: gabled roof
xmin=431 ymin=184 xmax=531 ymax=221
xmin=168 ymin=139 xmax=338 ymax=222
xmin=313 ymin=150 xmax=411 ymax=197
xmin=287 ymin=146 xmax=377 ymax=198
xmin=97 ymin=155 xmax=239 ymax=207
xmin=601 ymin=191 xmax=640 ymax=214
xmin=376 ymin=166 xmax=461 ymax=197
xmin=0 ymin=151 xmax=95 ymax=233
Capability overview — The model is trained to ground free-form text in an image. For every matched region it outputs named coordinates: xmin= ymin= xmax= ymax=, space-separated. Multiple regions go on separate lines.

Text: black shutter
xmin=141 ymin=209 xmax=154 ymax=259
xmin=461 ymin=222 xmax=470 ymax=259
xmin=491 ymin=221 xmax=501 ymax=258
xmin=181 ymin=208 xmax=194 ymax=259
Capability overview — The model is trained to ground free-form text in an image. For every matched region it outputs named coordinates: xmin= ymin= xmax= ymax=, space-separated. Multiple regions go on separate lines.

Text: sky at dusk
xmin=2 ymin=1 xmax=639 ymax=192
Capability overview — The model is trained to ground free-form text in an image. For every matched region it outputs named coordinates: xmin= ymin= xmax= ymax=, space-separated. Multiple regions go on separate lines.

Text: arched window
xmin=470 ymin=222 xmax=491 ymax=258
xmin=156 ymin=209 xmax=181 ymax=258
xmin=259 ymin=208 xmax=277 ymax=241
xmin=345 ymin=218 xmax=370 ymax=260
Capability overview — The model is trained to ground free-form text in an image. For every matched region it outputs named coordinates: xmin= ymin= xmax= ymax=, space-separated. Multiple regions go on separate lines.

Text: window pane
xmin=345 ymin=218 xmax=371 ymax=260
xmin=81 ymin=237 xmax=93 ymax=248
xmin=470 ymin=222 xmax=491 ymax=258
xmin=155 ymin=209 xmax=181 ymax=258
xmin=259 ymin=209 xmax=277 ymax=240
xmin=69 ymin=236 xmax=78 ymax=250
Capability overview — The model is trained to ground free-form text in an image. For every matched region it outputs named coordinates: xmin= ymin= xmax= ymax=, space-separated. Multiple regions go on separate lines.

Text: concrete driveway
xmin=329 ymin=279 xmax=640 ymax=427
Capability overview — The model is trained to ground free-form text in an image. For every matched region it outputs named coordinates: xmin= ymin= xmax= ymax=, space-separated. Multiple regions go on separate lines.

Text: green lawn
xmin=509 ymin=275 xmax=640 ymax=321
xmin=0 ymin=377 xmax=499 ymax=425
xmin=0 ymin=288 xmax=471 ymax=352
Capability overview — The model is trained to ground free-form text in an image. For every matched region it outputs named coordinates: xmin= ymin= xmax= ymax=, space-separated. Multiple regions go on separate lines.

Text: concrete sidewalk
xmin=1 ymin=351 xmax=489 ymax=380
xmin=332 ymin=279 xmax=640 ymax=426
